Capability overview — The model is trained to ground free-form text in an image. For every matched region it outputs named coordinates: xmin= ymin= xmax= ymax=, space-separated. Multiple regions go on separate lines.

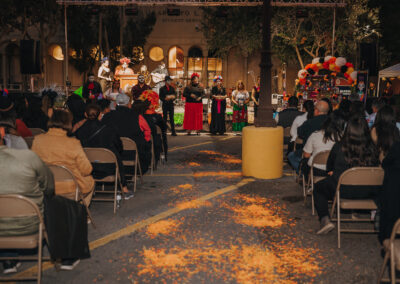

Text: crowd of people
xmin=277 ymin=96 xmax=400 ymax=241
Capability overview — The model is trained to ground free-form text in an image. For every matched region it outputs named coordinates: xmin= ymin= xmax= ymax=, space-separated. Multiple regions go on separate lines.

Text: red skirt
xmin=183 ymin=102 xmax=203 ymax=130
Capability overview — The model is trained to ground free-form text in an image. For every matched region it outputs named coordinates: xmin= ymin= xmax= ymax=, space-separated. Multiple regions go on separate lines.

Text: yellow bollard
xmin=242 ymin=126 xmax=283 ymax=179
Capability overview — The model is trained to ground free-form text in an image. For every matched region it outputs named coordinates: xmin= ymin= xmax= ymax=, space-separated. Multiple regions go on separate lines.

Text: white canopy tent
xmin=377 ymin=63 xmax=400 ymax=96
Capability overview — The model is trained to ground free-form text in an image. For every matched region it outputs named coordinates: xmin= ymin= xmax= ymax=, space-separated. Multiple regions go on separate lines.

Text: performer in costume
xmin=151 ymin=62 xmax=169 ymax=94
xmin=104 ymin=79 xmax=124 ymax=110
xmin=251 ymin=76 xmax=260 ymax=118
xmin=159 ymin=76 xmax=177 ymax=136
xmin=183 ymin=73 xmax=204 ymax=135
xmin=131 ymin=74 xmax=151 ymax=101
xmin=139 ymin=65 xmax=152 ymax=86
xmin=231 ymin=80 xmax=250 ymax=135
xmin=98 ymin=57 xmax=112 ymax=94
xmin=115 ymin=57 xmax=134 ymax=76
xmin=210 ymin=75 xmax=227 ymax=135
xmin=82 ymin=73 xmax=103 ymax=103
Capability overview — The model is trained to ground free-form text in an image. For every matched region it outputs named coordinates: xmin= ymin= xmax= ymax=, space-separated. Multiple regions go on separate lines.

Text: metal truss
xmin=57 ymin=0 xmax=346 ymax=7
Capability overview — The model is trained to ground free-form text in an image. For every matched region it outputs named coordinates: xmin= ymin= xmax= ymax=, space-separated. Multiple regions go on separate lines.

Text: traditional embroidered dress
xmin=232 ymin=90 xmax=249 ymax=132
xmin=210 ymin=86 xmax=226 ymax=135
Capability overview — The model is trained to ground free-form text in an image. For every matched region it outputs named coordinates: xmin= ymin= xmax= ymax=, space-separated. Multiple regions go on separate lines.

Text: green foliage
xmin=201 ymin=7 xmax=262 ymax=58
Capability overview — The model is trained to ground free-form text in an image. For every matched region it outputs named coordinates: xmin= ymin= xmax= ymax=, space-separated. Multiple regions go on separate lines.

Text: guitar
xmin=151 ymin=73 xmax=176 ymax=84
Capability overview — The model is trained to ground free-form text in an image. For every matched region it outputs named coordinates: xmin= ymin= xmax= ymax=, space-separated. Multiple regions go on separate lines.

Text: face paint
xmin=89 ymin=76 xmax=95 ymax=82
xmin=138 ymin=76 xmax=145 ymax=83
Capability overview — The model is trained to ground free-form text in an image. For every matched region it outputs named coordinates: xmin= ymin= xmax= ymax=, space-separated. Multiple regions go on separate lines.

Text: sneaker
xmin=316 ymin=216 xmax=335 ymax=235
xmin=3 ymin=261 xmax=21 ymax=274
xmin=60 ymin=259 xmax=80 ymax=271
xmin=123 ymin=191 xmax=134 ymax=200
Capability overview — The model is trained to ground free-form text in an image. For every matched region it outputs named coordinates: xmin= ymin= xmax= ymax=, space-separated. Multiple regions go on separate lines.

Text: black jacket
xmin=144 ymin=113 xmax=168 ymax=162
xmin=298 ymin=114 xmax=328 ymax=144
xmin=159 ymin=85 xmax=176 ymax=108
xmin=82 ymin=81 xmax=102 ymax=100
xmin=379 ymin=142 xmax=400 ymax=243
xmin=44 ymin=195 xmax=90 ymax=260
xmin=277 ymin=108 xmax=302 ymax=128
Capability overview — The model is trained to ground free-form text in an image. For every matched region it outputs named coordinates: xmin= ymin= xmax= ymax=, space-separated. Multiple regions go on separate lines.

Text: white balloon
xmin=335 ymin=57 xmax=347 ymax=67
xmin=312 ymin=57 xmax=320 ymax=65
xmin=298 ymin=69 xmax=307 ymax=79
xmin=324 ymin=56 xmax=332 ymax=62
xmin=350 ymin=71 xmax=357 ymax=81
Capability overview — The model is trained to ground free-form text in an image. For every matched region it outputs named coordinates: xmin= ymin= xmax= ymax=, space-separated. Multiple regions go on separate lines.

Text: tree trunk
xmin=294 ymin=45 xmax=304 ymax=69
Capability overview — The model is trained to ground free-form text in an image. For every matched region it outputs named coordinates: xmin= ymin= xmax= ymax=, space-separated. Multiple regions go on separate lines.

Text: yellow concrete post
xmin=242 ymin=126 xmax=283 ymax=179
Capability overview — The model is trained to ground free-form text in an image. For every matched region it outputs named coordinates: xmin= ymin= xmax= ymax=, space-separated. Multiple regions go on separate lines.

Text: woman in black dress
xmin=210 ymin=76 xmax=227 ymax=135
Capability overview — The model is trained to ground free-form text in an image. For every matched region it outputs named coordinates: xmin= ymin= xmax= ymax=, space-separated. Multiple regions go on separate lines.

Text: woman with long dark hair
xmin=302 ymin=110 xmax=345 ymax=179
xmin=23 ymin=94 xmax=49 ymax=131
xmin=210 ymin=76 xmax=227 ymax=135
xmin=371 ymin=105 xmax=400 ymax=161
xmin=313 ymin=117 xmax=380 ymax=234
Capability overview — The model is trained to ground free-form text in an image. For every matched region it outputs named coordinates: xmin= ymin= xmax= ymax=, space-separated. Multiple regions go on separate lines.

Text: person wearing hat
xmin=82 ymin=73 xmax=103 ymax=103
xmin=131 ymin=74 xmax=151 ymax=101
xmin=210 ymin=75 xmax=227 ymax=135
xmin=183 ymin=73 xmax=205 ymax=135
xmin=159 ymin=76 xmax=177 ymax=136
xmin=102 ymin=93 xmax=152 ymax=175
xmin=98 ymin=57 xmax=112 ymax=94
xmin=0 ymin=93 xmax=28 ymax=149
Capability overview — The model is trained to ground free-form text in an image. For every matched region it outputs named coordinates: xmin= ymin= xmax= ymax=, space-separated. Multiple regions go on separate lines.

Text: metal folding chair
xmin=28 ymin=128 xmax=45 ymax=136
xmin=120 ymin=137 xmax=143 ymax=193
xmin=378 ymin=218 xmax=400 ymax=284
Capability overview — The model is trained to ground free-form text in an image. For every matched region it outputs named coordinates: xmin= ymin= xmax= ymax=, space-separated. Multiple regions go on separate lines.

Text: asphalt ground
xmin=11 ymin=134 xmax=384 ymax=283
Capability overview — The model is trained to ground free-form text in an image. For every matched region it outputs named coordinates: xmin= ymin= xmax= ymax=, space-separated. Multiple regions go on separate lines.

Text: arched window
xmin=48 ymin=44 xmax=64 ymax=61
xmin=188 ymin=47 xmax=203 ymax=79
xmin=149 ymin=46 xmax=164 ymax=62
xmin=207 ymin=49 xmax=222 ymax=87
xmin=168 ymin=46 xmax=184 ymax=77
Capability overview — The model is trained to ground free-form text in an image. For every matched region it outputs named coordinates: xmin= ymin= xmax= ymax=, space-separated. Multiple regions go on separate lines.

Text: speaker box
xmin=360 ymin=42 xmax=377 ymax=76
xmin=20 ymin=40 xmax=41 ymax=74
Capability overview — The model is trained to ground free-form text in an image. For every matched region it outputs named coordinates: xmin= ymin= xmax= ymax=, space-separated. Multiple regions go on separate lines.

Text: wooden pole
xmin=255 ymin=0 xmax=275 ymax=127
xmin=120 ymin=6 xmax=124 ymax=56
xmin=99 ymin=12 xmax=103 ymax=61
xmin=331 ymin=6 xmax=336 ymax=55
xmin=64 ymin=4 xmax=69 ymax=94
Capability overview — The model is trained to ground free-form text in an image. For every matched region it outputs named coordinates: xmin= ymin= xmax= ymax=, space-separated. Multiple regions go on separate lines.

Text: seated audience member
xmin=66 ymin=93 xmax=86 ymax=126
xmin=321 ymin=97 xmax=333 ymax=114
xmin=290 ymin=100 xmax=314 ymax=144
xmin=23 ymin=94 xmax=49 ymax=131
xmin=98 ymin=98 xmax=111 ymax=120
xmin=102 ymin=93 xmax=151 ymax=174
xmin=338 ymin=99 xmax=352 ymax=121
xmin=313 ymin=117 xmax=380 ymax=234
xmin=275 ymin=96 xmax=302 ymax=128
xmin=137 ymin=90 xmax=169 ymax=162
xmin=0 ymin=129 xmax=54 ymax=274
xmin=75 ymin=104 xmax=133 ymax=199
xmin=302 ymin=110 xmax=345 ymax=180
xmin=367 ymin=99 xmax=384 ymax=128
xmin=288 ymin=100 xmax=329 ymax=172
xmin=349 ymin=100 xmax=366 ymax=119
xmin=371 ymin=105 xmax=400 ymax=162
xmin=32 ymin=109 xmax=94 ymax=204
xmin=9 ymin=92 xmax=32 ymax=137
xmin=41 ymin=88 xmax=58 ymax=118
xmin=0 ymin=94 xmax=28 ymax=149
xmin=104 ymin=79 xmax=123 ymax=110
xmin=379 ymin=141 xmax=400 ymax=243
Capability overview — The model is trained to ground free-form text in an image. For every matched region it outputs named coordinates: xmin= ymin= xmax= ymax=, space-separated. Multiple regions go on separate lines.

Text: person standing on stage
xmin=210 ymin=75 xmax=227 ymax=135
xmin=183 ymin=73 xmax=204 ymax=135
xmin=97 ymin=57 xmax=112 ymax=94
xmin=82 ymin=73 xmax=103 ymax=103
xmin=251 ymin=76 xmax=260 ymax=118
xmin=159 ymin=76 xmax=177 ymax=136
xmin=131 ymin=74 xmax=151 ymax=101
xmin=231 ymin=80 xmax=250 ymax=135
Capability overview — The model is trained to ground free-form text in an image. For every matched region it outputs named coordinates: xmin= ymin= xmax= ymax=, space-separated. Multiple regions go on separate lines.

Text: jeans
xmin=288 ymin=150 xmax=302 ymax=173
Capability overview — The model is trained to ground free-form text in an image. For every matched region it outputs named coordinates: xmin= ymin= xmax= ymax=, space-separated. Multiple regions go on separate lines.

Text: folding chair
xmin=120 ymin=137 xmax=143 ymax=193
xmin=29 ymin=128 xmax=45 ymax=136
xmin=48 ymin=164 xmax=95 ymax=228
xmin=378 ymin=218 xmax=400 ymax=284
xmin=150 ymin=136 xmax=156 ymax=174
xmin=0 ymin=194 xmax=50 ymax=283
xmin=330 ymin=167 xmax=384 ymax=248
xmin=156 ymin=125 xmax=166 ymax=166
xmin=84 ymin=148 xmax=120 ymax=214
xmin=303 ymin=150 xmax=330 ymax=215
xmin=23 ymin=136 xmax=35 ymax=149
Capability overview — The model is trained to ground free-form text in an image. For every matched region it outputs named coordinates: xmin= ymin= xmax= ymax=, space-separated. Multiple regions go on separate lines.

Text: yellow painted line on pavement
xmin=15 ymin=177 xmax=255 ymax=278
xmin=169 ymin=136 xmax=234 ymax=152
